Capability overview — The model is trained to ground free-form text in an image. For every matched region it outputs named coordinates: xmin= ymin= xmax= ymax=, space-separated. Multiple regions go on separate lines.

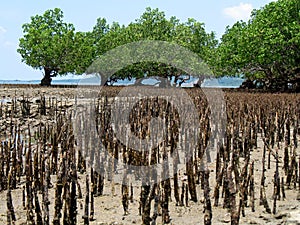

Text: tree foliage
xmin=19 ymin=3 xmax=300 ymax=90
xmin=18 ymin=8 xmax=94 ymax=86
xmin=214 ymin=0 xmax=300 ymax=91
xmin=90 ymin=7 xmax=217 ymax=86
xmin=18 ymin=7 xmax=216 ymax=86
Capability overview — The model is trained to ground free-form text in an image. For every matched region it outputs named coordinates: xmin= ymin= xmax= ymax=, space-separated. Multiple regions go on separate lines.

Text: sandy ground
xmin=0 ymin=150 xmax=299 ymax=225
xmin=0 ymin=86 xmax=299 ymax=225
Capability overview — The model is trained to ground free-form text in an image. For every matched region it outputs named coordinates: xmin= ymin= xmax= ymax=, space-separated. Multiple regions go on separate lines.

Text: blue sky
xmin=0 ymin=0 xmax=273 ymax=81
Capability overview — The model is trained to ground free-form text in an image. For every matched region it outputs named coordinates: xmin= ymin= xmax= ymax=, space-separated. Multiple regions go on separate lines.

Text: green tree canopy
xmin=18 ymin=8 xmax=94 ymax=86
xmin=214 ymin=0 xmax=300 ymax=91
xmin=90 ymin=7 xmax=217 ymax=86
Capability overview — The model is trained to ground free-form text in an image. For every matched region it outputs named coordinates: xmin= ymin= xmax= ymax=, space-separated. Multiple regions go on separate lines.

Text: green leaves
xmin=90 ymin=7 xmax=216 ymax=85
xmin=213 ymin=0 xmax=300 ymax=90
xmin=18 ymin=7 xmax=217 ymax=86
xmin=18 ymin=8 xmax=94 ymax=85
xmin=17 ymin=3 xmax=300 ymax=89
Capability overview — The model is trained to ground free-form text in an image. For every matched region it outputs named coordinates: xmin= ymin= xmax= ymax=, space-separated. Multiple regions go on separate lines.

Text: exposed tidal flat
xmin=0 ymin=86 xmax=299 ymax=225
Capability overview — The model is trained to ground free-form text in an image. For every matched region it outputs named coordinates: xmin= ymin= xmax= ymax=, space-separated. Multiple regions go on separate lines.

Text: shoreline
xmin=0 ymin=84 xmax=298 ymax=94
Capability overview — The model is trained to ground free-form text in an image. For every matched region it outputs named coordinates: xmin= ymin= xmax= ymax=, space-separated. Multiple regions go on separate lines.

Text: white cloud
xmin=0 ymin=26 xmax=13 ymax=49
xmin=0 ymin=26 xmax=7 ymax=35
xmin=4 ymin=41 xmax=15 ymax=48
xmin=223 ymin=3 xmax=253 ymax=21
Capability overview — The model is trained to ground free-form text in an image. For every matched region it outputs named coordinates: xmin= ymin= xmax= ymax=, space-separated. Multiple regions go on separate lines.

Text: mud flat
xmin=0 ymin=86 xmax=299 ymax=225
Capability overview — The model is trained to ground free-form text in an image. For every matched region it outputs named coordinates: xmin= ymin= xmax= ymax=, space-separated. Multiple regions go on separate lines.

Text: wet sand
xmin=0 ymin=86 xmax=299 ymax=225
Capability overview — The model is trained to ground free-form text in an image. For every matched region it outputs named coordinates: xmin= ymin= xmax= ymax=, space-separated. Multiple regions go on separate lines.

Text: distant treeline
xmin=17 ymin=0 xmax=299 ymax=91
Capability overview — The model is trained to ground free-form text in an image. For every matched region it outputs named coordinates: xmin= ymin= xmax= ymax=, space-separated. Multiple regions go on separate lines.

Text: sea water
xmin=0 ymin=76 xmax=244 ymax=88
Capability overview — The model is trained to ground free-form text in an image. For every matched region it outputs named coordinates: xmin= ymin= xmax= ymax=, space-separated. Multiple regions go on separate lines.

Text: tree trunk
xmin=41 ymin=68 xmax=52 ymax=86
xmin=194 ymin=75 xmax=205 ymax=88
xmin=100 ymin=74 xmax=109 ymax=86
